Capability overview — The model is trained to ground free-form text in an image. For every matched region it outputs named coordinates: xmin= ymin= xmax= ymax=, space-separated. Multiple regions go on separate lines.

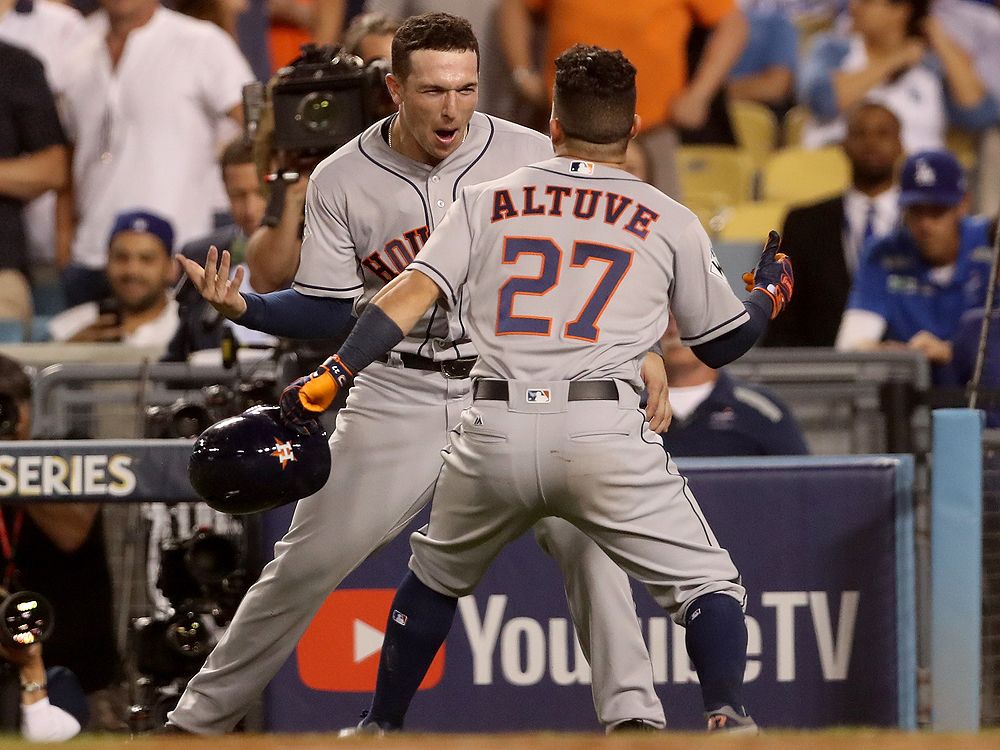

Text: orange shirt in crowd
xmin=524 ymin=0 xmax=735 ymax=129
xmin=270 ymin=0 xmax=313 ymax=72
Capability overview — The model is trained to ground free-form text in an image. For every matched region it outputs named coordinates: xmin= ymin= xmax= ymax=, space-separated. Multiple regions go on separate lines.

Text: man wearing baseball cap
xmin=47 ymin=209 xmax=180 ymax=353
xmin=835 ymin=149 xmax=994 ymax=380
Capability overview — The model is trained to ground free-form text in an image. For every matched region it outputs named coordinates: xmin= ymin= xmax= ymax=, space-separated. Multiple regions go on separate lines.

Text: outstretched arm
xmin=178 ymin=246 xmax=354 ymax=339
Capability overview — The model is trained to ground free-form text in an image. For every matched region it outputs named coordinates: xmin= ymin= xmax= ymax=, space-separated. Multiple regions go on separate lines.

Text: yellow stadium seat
xmin=946 ymin=128 xmax=977 ymax=170
xmin=683 ymin=191 xmax=729 ymax=237
xmin=729 ymin=100 xmax=778 ymax=168
xmin=676 ymin=145 xmax=756 ymax=207
xmin=761 ymin=146 xmax=850 ymax=204
xmin=713 ymin=201 xmax=789 ymax=243
xmin=782 ymin=104 xmax=809 ymax=147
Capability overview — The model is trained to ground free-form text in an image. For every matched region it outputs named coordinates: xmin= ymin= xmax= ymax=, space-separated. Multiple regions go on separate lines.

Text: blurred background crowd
xmin=1 ymin=0 xmax=999 ymax=739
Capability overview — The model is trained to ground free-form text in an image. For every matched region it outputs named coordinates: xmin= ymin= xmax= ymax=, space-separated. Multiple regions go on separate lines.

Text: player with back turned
xmin=171 ymin=14 xmax=671 ymax=734
xmin=281 ymin=44 xmax=794 ymax=734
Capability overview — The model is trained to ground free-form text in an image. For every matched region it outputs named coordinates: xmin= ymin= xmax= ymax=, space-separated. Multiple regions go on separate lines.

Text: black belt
xmin=473 ymin=379 xmax=619 ymax=401
xmin=377 ymin=352 xmax=475 ymax=379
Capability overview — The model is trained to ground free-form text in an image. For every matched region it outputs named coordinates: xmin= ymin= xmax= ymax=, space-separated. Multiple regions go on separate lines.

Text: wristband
xmin=21 ymin=681 xmax=46 ymax=694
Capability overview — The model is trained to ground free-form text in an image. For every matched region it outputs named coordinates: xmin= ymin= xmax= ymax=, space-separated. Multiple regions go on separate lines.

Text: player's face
xmin=106 ymin=232 xmax=173 ymax=313
xmin=843 ymin=107 xmax=902 ymax=186
xmin=389 ymin=49 xmax=479 ymax=166
xmin=904 ymin=202 xmax=965 ymax=267
xmin=223 ymin=163 xmax=266 ymax=238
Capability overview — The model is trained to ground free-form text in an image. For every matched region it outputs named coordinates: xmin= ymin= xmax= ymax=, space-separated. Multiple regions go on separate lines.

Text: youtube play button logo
xmin=297 ymin=589 xmax=445 ymax=692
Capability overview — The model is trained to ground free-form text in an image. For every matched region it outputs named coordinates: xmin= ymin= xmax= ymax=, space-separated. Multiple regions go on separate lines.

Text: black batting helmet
xmin=189 ymin=405 xmax=331 ymax=514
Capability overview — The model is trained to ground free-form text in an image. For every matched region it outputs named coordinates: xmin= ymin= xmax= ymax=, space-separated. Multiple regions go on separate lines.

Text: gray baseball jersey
xmin=405 ymin=155 xmax=746 ymax=623
xmin=296 ymin=112 xmax=552 ymax=361
xmin=169 ymin=119 xmax=665 ymax=734
xmin=414 ymin=157 xmax=748 ymax=383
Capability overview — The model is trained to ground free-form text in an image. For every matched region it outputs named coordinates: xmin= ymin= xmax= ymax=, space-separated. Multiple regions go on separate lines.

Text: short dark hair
xmin=0 ymin=354 xmax=30 ymax=403
xmin=220 ymin=137 xmax=255 ymax=171
xmin=554 ymin=45 xmax=636 ymax=145
xmin=390 ymin=12 xmax=478 ymax=80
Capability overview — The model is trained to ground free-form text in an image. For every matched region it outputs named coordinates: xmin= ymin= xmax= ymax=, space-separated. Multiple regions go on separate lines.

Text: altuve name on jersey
xmin=362 ymin=225 xmax=431 ymax=283
xmin=490 ymin=185 xmax=660 ymax=240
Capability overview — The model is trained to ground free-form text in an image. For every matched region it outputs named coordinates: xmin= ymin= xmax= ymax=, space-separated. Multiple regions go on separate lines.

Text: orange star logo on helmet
xmin=271 ymin=438 xmax=297 ymax=469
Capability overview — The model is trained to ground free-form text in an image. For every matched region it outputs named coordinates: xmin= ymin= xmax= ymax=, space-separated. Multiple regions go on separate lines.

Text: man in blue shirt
xmin=835 ymin=149 xmax=993 ymax=382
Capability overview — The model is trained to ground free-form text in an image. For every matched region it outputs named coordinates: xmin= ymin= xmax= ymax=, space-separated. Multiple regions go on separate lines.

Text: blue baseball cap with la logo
xmin=899 ymin=149 xmax=967 ymax=207
xmin=108 ymin=209 xmax=175 ymax=254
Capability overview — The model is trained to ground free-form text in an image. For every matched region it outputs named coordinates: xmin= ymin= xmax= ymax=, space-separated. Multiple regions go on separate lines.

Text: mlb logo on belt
xmin=297 ymin=589 xmax=445 ymax=691
xmin=526 ymin=388 xmax=552 ymax=403
xmin=570 ymin=160 xmax=594 ymax=175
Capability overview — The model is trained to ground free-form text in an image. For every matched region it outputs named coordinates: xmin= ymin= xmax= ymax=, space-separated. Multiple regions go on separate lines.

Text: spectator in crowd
xmin=166 ymin=139 xmax=276 ymax=361
xmin=934 ymin=0 xmax=1000 ymax=216
xmin=56 ymin=0 xmax=253 ymax=308
xmin=342 ymin=9 xmax=397 ymax=61
xmin=800 ymin=0 xmax=997 ymax=153
xmin=269 ymin=0 xmax=343 ymax=72
xmin=0 ymin=0 xmax=88 ymax=273
xmin=366 ymin=1 xmax=520 ymax=120
xmin=727 ymin=7 xmax=798 ymax=117
xmin=499 ymin=0 xmax=748 ymax=196
xmin=0 ymin=41 xmax=68 ymax=333
xmin=0 ymin=354 xmax=123 ymax=730
xmin=765 ymin=101 xmax=903 ymax=346
xmin=659 ymin=317 xmax=809 ymax=456
xmin=0 ymin=610 xmax=88 ymax=741
xmin=835 ymin=148 xmax=993 ymax=381
xmin=48 ymin=210 xmax=179 ymax=353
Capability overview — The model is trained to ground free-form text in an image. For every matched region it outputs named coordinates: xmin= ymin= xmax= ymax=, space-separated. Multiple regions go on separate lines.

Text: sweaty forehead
xmin=403 ymin=49 xmax=478 ymax=87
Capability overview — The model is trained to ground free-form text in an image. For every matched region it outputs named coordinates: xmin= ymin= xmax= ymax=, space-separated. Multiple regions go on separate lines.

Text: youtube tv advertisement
xmin=262 ymin=456 xmax=915 ymax=731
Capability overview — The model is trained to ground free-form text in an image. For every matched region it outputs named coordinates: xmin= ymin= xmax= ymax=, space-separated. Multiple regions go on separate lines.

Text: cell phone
xmin=96 ymin=297 xmax=123 ymax=340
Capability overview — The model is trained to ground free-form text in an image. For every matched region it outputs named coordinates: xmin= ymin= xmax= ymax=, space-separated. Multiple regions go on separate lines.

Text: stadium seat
xmin=729 ymin=100 xmax=778 ymax=168
xmin=781 ymin=104 xmax=809 ymax=147
xmin=760 ymin=146 xmax=850 ymax=204
xmin=676 ymin=145 xmax=756 ymax=207
xmin=713 ymin=201 xmax=789 ymax=243
xmin=684 ymin=190 xmax=729 ymax=237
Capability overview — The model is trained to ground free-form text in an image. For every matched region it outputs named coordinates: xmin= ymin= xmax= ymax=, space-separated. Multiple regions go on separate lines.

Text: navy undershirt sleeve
xmin=691 ymin=290 xmax=772 ymax=368
xmin=238 ymin=289 xmax=355 ymax=339
xmin=335 ymin=304 xmax=405 ymax=374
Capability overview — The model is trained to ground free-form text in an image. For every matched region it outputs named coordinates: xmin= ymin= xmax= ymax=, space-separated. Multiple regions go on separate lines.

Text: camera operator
xmin=0 ymin=596 xmax=88 ymax=742
xmin=245 ymin=44 xmax=394 ymax=293
xmin=0 ymin=354 xmax=124 ymax=731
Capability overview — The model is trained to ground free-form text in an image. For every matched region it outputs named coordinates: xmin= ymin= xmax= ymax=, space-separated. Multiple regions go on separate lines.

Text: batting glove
xmin=742 ymin=230 xmax=793 ymax=320
xmin=279 ymin=355 xmax=354 ymax=434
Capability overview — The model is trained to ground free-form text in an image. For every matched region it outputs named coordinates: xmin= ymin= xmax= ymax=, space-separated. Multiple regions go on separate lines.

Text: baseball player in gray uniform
xmin=282 ymin=44 xmax=795 ymax=734
xmin=171 ymin=14 xmax=669 ymax=734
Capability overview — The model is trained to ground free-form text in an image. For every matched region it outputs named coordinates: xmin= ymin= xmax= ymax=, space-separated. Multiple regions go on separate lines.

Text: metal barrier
xmin=727 ymin=348 xmax=931 ymax=455
xmin=32 ymin=359 xmax=280 ymax=440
